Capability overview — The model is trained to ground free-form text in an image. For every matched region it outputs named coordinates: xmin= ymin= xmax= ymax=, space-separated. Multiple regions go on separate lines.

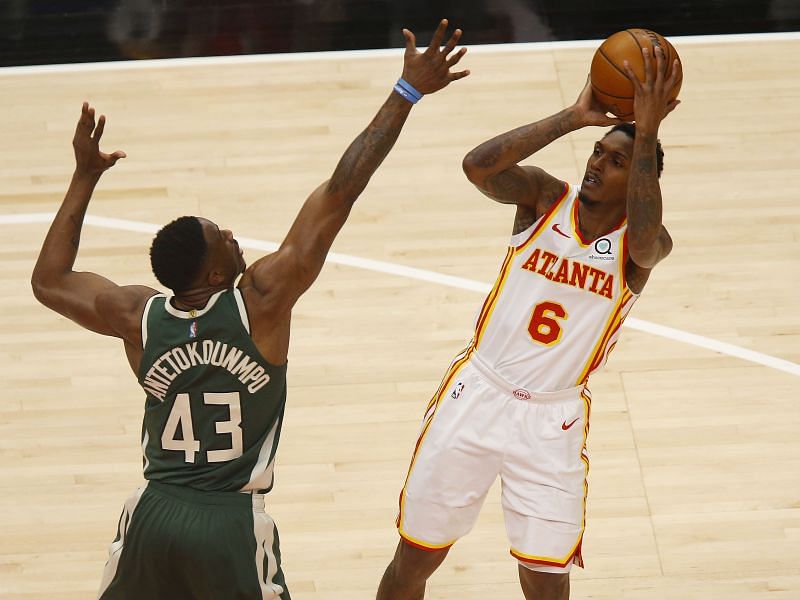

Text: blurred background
xmin=1 ymin=0 xmax=799 ymax=67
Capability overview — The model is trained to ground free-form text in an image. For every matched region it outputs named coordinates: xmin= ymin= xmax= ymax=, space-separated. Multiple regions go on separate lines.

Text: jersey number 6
xmin=528 ymin=301 xmax=568 ymax=346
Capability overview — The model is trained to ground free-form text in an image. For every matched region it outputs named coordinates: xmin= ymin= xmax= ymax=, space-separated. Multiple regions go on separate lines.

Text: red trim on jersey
xmin=473 ymin=248 xmax=514 ymax=342
xmin=571 ymin=199 xmax=594 ymax=246
xmin=572 ymin=196 xmax=628 ymax=247
xmin=473 ymin=249 xmax=516 ymax=349
xmin=620 ymin=229 xmax=631 ymax=292
xmin=577 ymin=291 xmax=632 ymax=384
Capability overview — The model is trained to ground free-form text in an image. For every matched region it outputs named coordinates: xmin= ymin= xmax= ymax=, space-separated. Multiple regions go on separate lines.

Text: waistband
xmin=470 ymin=352 xmax=584 ymax=403
xmin=146 ymin=480 xmax=265 ymax=510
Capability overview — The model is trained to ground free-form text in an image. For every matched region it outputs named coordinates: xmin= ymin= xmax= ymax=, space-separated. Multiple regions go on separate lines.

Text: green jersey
xmin=137 ymin=288 xmax=287 ymax=493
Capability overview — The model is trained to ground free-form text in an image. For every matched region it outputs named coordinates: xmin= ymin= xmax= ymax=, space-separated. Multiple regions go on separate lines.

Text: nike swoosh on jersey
xmin=552 ymin=223 xmax=570 ymax=238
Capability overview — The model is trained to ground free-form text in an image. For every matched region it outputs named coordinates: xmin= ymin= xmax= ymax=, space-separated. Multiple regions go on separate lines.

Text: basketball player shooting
xmin=377 ymin=46 xmax=681 ymax=599
xmin=30 ymin=20 xmax=468 ymax=600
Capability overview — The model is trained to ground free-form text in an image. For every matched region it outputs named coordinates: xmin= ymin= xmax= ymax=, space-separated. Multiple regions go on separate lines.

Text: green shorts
xmin=98 ymin=481 xmax=289 ymax=600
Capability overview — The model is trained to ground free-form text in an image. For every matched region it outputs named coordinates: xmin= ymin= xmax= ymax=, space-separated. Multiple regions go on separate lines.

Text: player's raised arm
xmin=462 ymin=77 xmax=625 ymax=226
xmin=623 ymin=46 xmax=681 ymax=269
xmin=242 ymin=20 xmax=469 ymax=305
xmin=31 ymin=103 xmax=154 ymax=339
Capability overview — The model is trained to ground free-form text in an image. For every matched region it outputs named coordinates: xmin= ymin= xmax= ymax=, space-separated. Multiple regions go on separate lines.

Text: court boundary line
xmin=1 ymin=31 xmax=799 ymax=77
xmin=5 ymin=211 xmax=799 ymax=377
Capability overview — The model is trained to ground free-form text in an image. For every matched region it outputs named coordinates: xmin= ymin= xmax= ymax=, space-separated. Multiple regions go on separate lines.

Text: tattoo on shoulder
xmin=513 ymin=206 xmax=537 ymax=235
xmin=486 ymin=170 xmax=533 ymax=205
xmin=535 ymin=180 xmax=566 ymax=216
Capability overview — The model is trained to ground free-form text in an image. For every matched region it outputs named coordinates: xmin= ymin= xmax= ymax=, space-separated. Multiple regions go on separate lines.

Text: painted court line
xmin=5 ymin=211 xmax=799 ymax=377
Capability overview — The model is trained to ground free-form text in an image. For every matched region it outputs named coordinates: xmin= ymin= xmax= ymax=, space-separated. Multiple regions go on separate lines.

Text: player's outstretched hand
xmin=401 ymin=19 xmax=470 ymax=95
xmin=73 ymin=102 xmax=126 ymax=176
xmin=573 ymin=75 xmax=626 ymax=127
xmin=623 ymin=46 xmax=681 ymax=128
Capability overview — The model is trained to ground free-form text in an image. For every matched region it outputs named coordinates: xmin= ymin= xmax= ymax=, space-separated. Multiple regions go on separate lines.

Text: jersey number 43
xmin=160 ymin=392 xmax=243 ymax=463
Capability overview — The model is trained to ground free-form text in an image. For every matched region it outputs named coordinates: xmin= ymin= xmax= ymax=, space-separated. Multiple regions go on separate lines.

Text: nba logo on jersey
xmin=451 ymin=382 xmax=465 ymax=400
xmin=189 ymin=321 xmax=197 ymax=339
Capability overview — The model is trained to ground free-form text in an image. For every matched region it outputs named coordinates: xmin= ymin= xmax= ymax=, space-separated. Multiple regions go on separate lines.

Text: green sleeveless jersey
xmin=137 ymin=288 xmax=287 ymax=493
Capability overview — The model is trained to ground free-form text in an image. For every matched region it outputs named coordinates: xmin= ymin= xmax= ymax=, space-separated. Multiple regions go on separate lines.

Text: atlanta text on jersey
xmin=521 ymin=247 xmax=615 ymax=300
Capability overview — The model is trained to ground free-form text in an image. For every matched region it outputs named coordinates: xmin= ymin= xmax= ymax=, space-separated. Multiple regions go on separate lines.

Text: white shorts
xmin=396 ymin=350 xmax=591 ymax=572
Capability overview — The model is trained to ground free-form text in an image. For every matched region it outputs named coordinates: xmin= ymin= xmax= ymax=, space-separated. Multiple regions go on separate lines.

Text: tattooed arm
xmin=462 ymin=79 xmax=624 ymax=233
xmin=242 ymin=20 xmax=469 ymax=305
xmin=624 ymin=46 xmax=681 ymax=271
xmin=31 ymin=103 xmax=155 ymax=342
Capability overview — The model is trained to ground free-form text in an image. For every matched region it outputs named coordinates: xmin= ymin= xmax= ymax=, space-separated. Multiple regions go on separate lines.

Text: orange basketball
xmin=590 ymin=28 xmax=682 ymax=120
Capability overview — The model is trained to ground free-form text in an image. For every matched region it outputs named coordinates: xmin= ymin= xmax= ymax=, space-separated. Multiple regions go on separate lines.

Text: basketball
xmin=590 ymin=28 xmax=682 ymax=120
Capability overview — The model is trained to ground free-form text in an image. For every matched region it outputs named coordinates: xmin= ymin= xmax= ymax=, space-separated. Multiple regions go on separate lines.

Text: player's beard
xmin=577 ymin=192 xmax=601 ymax=209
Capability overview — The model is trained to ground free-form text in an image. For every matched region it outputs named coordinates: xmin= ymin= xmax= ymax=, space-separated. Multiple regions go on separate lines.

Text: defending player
xmin=377 ymin=47 xmax=680 ymax=599
xmin=31 ymin=20 xmax=468 ymax=600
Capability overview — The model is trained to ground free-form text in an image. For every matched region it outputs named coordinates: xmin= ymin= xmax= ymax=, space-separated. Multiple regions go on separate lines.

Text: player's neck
xmin=171 ymin=285 xmax=229 ymax=311
xmin=576 ymin=198 xmax=626 ymax=241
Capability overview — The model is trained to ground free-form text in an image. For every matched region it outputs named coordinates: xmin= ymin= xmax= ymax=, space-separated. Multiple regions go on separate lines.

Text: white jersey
xmin=471 ymin=183 xmax=638 ymax=391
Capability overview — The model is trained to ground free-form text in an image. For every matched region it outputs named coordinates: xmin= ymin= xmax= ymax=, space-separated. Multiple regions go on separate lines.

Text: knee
xmin=378 ymin=542 xmax=450 ymax=600
xmin=518 ymin=566 xmax=570 ymax=595
xmin=391 ymin=541 xmax=450 ymax=582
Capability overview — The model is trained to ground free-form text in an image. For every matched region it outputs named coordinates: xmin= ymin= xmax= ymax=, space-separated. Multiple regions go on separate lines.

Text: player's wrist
xmin=560 ymin=105 xmax=588 ymax=130
xmin=632 ymin=116 xmax=661 ymax=135
xmin=393 ymin=77 xmax=423 ymax=104
xmin=71 ymin=166 xmax=103 ymax=184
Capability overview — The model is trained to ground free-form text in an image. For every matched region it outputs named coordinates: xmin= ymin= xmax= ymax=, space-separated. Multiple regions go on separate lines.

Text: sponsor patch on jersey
xmin=590 ymin=238 xmax=614 ymax=261
xmin=189 ymin=321 xmax=198 ymax=339
xmin=513 ymin=388 xmax=531 ymax=400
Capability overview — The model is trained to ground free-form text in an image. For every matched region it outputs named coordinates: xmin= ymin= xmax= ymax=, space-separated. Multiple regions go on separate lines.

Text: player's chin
xmin=578 ymin=187 xmax=599 ymax=206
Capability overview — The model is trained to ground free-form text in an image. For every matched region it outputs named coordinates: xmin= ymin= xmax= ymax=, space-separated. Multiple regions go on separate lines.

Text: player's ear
xmin=208 ymin=268 xmax=226 ymax=287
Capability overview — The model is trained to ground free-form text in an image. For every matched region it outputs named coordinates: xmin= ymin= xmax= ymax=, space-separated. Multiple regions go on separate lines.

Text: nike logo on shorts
xmin=561 ymin=418 xmax=579 ymax=430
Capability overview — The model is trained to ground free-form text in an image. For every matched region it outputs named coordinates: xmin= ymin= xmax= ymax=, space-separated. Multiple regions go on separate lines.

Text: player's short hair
xmin=606 ymin=123 xmax=665 ymax=178
xmin=149 ymin=216 xmax=207 ymax=291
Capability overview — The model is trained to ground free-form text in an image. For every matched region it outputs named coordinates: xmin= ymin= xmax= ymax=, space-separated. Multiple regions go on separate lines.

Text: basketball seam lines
xmin=594 ymin=49 xmax=632 ymax=95
xmin=596 ymin=48 xmax=631 ymax=82
xmin=626 ymin=28 xmax=646 ymax=55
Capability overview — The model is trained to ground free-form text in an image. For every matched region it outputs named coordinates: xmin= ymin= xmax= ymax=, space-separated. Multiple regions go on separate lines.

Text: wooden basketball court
xmin=1 ymin=33 xmax=798 ymax=599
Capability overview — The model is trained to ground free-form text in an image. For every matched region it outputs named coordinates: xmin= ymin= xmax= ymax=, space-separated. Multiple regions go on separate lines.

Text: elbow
xmin=30 ymin=272 xmax=56 ymax=307
xmin=324 ymin=178 xmax=362 ymax=208
xmin=31 ymin=276 xmax=49 ymax=305
xmin=627 ymin=238 xmax=665 ymax=270
xmin=627 ymin=248 xmax=659 ymax=270
xmin=462 ymin=151 xmax=484 ymax=185
xmin=628 ymin=226 xmax=673 ymax=269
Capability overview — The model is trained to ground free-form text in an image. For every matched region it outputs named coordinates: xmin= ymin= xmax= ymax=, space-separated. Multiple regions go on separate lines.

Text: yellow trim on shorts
xmin=511 ymin=389 xmax=592 ymax=568
xmin=396 ymin=348 xmax=473 ymax=534
xmin=510 ymin=534 xmax=582 ymax=567
xmin=398 ymin=529 xmax=456 ymax=551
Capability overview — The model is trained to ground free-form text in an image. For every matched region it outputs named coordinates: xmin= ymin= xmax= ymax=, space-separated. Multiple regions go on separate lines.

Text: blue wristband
xmin=393 ymin=78 xmax=423 ymax=104
xmin=397 ymin=78 xmax=423 ymax=100
xmin=393 ymin=84 xmax=419 ymax=104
